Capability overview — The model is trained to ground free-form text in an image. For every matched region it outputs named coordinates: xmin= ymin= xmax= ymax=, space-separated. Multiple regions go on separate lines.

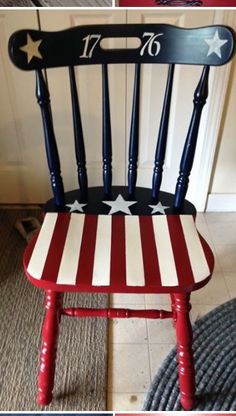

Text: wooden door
xmin=0 ymin=9 xmax=234 ymax=209
xmin=0 ymin=11 xmax=44 ymax=203
xmin=38 ymin=9 xmax=127 ymax=194
xmin=127 ymin=9 xmax=235 ymax=210
xmin=0 ymin=10 xmax=126 ymax=203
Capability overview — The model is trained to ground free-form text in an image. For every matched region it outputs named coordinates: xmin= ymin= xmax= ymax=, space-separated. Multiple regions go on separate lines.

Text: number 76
xmin=140 ymin=32 xmax=164 ymax=57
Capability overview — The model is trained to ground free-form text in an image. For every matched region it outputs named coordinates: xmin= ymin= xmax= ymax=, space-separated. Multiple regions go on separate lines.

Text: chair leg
xmin=37 ymin=290 xmax=62 ymax=406
xmin=173 ymin=293 xmax=196 ymax=410
xmin=170 ymin=293 xmax=177 ymax=327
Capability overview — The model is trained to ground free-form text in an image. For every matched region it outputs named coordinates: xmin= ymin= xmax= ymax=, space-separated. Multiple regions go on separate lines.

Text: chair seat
xmin=24 ymin=212 xmax=214 ymax=293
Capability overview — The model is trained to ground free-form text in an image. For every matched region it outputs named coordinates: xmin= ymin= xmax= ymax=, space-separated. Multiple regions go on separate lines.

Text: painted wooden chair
xmin=9 ymin=24 xmax=235 ymax=409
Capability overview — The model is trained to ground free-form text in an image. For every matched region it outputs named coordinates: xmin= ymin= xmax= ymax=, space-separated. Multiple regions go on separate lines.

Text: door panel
xmin=127 ymin=10 xmax=233 ymax=210
xmin=0 ymin=10 xmax=234 ymax=208
xmin=0 ymin=11 xmax=45 ymax=204
xmin=39 ymin=10 xmax=126 ymax=193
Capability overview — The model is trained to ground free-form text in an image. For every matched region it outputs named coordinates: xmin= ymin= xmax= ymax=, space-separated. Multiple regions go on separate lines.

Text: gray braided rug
xmin=0 ymin=209 xmax=108 ymax=411
xmin=143 ymin=298 xmax=236 ymax=411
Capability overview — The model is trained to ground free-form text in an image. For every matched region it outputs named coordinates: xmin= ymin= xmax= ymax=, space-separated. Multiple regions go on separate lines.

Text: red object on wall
xmin=119 ymin=0 xmax=236 ymax=6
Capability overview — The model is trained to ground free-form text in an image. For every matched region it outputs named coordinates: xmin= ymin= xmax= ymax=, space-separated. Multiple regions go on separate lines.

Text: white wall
xmin=207 ymin=58 xmax=236 ymax=211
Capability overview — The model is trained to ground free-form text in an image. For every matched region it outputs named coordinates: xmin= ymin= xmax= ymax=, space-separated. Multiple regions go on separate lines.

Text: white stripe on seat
xmin=57 ymin=214 xmax=85 ymax=285
xmin=125 ymin=216 xmax=145 ymax=286
xmin=152 ymin=216 xmax=178 ymax=286
xmin=27 ymin=213 xmax=58 ymax=280
xmin=92 ymin=215 xmax=112 ymax=286
xmin=180 ymin=215 xmax=210 ymax=283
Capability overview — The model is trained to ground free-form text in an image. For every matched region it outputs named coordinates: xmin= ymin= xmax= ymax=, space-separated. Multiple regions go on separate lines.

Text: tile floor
xmin=107 ymin=212 xmax=236 ymax=410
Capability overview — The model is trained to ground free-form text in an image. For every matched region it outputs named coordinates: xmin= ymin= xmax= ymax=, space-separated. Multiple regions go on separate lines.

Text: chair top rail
xmin=9 ymin=24 xmax=235 ymax=70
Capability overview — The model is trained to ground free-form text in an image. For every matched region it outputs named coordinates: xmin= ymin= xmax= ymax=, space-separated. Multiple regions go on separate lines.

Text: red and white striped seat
xmin=24 ymin=213 xmax=214 ymax=293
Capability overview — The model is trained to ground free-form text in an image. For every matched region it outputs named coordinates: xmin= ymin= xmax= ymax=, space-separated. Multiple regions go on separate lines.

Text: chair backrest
xmin=9 ymin=24 xmax=235 ymax=210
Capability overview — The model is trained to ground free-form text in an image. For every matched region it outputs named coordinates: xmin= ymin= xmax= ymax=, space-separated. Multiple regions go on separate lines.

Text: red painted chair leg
xmin=170 ymin=293 xmax=177 ymax=327
xmin=173 ymin=293 xmax=196 ymax=410
xmin=37 ymin=290 xmax=62 ymax=406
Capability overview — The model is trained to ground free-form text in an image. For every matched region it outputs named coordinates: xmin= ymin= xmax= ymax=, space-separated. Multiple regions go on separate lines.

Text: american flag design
xmin=24 ymin=213 xmax=213 ymax=293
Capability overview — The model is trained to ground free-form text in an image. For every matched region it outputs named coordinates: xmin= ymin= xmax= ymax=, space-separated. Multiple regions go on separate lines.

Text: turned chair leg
xmin=37 ymin=290 xmax=63 ymax=406
xmin=173 ymin=293 xmax=196 ymax=410
xmin=170 ymin=293 xmax=177 ymax=327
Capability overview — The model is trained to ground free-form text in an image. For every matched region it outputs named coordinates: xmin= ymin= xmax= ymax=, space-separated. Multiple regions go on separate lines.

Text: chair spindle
xmin=128 ymin=63 xmax=141 ymax=196
xmin=152 ymin=64 xmax=175 ymax=201
xmin=36 ymin=69 xmax=65 ymax=208
xmin=102 ymin=64 xmax=112 ymax=196
xmin=69 ymin=66 xmax=88 ymax=202
xmin=174 ymin=65 xmax=210 ymax=210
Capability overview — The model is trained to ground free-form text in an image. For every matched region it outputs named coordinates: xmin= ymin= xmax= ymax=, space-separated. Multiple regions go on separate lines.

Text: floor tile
xmin=207 ymin=221 xmax=236 ymax=245
xmin=109 ymin=304 xmax=148 ymax=344
xmin=111 ymin=293 xmax=145 ymax=305
xmin=145 ymin=293 xmax=171 ymax=305
xmin=149 ymin=343 xmax=175 ymax=379
xmin=214 ymin=244 xmax=236 ymax=272
xmin=224 ymin=272 xmax=236 ymax=299
xmin=190 ymin=303 xmax=220 ymax=322
xmin=108 ymin=343 xmax=151 ymax=393
xmin=147 ymin=305 xmax=176 ymax=343
xmin=205 ymin=212 xmax=236 ymax=223
xmin=191 ymin=273 xmax=230 ymax=305
xmin=107 ymin=392 xmax=146 ymax=411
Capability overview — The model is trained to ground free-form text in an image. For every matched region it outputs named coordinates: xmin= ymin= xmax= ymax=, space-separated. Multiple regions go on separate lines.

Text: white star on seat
xmin=102 ymin=194 xmax=137 ymax=215
xmin=148 ymin=202 xmax=169 ymax=215
xmin=204 ymin=30 xmax=228 ymax=59
xmin=66 ymin=200 xmax=87 ymax=213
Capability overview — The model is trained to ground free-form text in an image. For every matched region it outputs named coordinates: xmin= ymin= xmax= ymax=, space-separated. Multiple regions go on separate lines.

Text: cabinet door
xmin=39 ymin=10 xmax=126 ymax=194
xmin=127 ymin=9 xmax=234 ymax=210
xmin=0 ymin=11 xmax=42 ymax=203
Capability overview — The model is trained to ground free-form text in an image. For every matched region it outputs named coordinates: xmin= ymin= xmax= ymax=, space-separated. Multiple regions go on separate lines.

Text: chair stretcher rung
xmin=62 ymin=307 xmax=173 ymax=319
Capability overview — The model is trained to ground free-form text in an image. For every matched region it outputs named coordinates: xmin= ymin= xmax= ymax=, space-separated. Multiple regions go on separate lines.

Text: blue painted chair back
xmin=9 ymin=24 xmax=235 ymax=209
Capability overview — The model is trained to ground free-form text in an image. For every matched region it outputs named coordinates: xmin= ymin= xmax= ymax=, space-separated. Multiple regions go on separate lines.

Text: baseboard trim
xmin=206 ymin=193 xmax=236 ymax=212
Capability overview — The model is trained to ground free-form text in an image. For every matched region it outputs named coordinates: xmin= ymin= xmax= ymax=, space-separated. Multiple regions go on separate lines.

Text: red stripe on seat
xmin=76 ymin=214 xmax=98 ymax=286
xmin=167 ymin=215 xmax=195 ymax=287
xmin=110 ymin=215 xmax=126 ymax=288
xmin=139 ymin=216 xmax=162 ymax=288
xmin=41 ymin=213 xmax=71 ymax=283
